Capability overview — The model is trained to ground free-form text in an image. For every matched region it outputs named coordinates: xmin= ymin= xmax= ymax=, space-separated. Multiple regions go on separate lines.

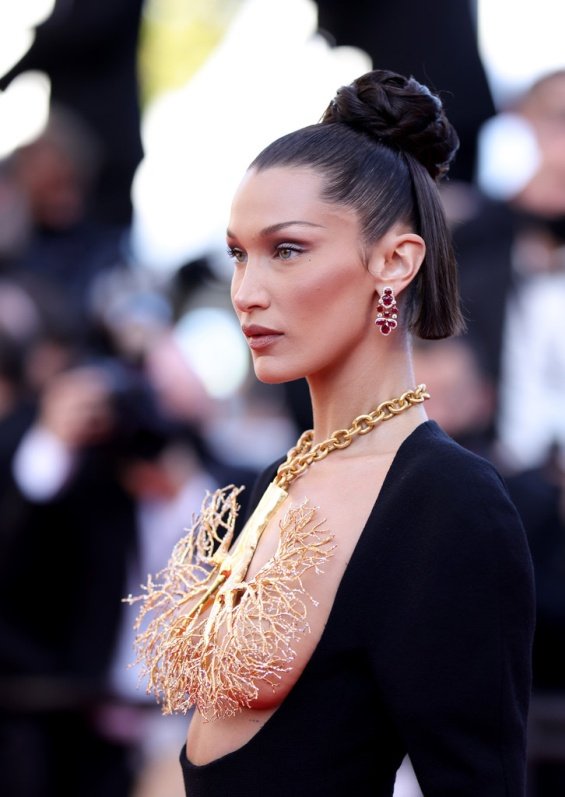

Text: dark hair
xmin=249 ymin=70 xmax=464 ymax=339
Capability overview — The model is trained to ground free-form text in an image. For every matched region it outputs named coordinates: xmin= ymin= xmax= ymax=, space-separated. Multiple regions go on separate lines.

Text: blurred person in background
xmin=454 ymin=69 xmax=565 ymax=473
xmin=0 ymin=0 xmax=146 ymax=368
xmin=2 ymin=104 xmax=129 ymax=345
xmin=0 ymin=329 xmax=34 ymax=470
xmin=0 ymin=355 xmax=220 ymax=797
xmin=0 ymin=162 xmax=30 ymax=273
xmin=0 ymin=0 xmax=144 ymax=229
xmin=412 ymin=336 xmax=496 ymax=462
xmin=0 ymin=275 xmax=44 ymax=463
xmin=0 ymin=359 xmax=142 ymax=797
xmin=89 ymin=263 xmax=262 ymax=515
xmin=0 ymin=3 xmax=214 ymax=794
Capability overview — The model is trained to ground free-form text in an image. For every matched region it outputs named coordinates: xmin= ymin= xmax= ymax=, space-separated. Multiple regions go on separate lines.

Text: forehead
xmin=228 ymin=166 xmax=357 ymax=235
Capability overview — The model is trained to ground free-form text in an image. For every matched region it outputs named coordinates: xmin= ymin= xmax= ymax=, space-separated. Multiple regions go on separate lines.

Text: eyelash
xmin=226 ymin=243 xmax=304 ymax=263
xmin=275 ymin=243 xmax=303 ymax=260
xmin=226 ymin=245 xmax=245 ymax=263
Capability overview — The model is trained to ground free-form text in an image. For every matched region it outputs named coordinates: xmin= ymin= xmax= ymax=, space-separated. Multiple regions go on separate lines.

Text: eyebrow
xmin=226 ymin=220 xmax=325 ymax=239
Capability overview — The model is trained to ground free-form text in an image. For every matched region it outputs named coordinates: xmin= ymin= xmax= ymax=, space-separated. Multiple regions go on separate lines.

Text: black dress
xmin=180 ymin=421 xmax=535 ymax=796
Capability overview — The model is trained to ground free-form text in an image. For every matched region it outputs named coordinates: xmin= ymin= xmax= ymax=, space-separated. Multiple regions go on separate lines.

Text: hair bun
xmin=321 ymin=69 xmax=459 ymax=181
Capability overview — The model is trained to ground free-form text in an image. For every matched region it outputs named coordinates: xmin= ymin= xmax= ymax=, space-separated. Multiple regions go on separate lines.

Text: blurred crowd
xmin=0 ymin=4 xmax=295 ymax=796
xmin=0 ymin=2 xmax=564 ymax=797
xmin=0 ymin=98 xmax=281 ymax=796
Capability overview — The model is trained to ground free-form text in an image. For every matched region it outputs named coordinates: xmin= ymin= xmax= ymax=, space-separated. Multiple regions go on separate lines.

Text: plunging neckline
xmin=184 ymin=420 xmax=435 ymax=769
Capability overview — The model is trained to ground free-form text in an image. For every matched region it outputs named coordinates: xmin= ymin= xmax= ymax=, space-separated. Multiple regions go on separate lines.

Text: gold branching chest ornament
xmin=126 ymin=386 xmax=429 ymax=721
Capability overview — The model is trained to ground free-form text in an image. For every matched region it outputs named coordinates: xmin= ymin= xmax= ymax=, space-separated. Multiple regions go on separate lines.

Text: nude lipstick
xmin=242 ymin=324 xmax=283 ymax=350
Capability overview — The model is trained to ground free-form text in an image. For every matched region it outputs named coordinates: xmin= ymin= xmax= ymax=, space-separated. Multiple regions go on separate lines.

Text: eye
xmin=226 ymin=245 xmax=246 ymax=264
xmin=276 ymin=243 xmax=302 ymax=261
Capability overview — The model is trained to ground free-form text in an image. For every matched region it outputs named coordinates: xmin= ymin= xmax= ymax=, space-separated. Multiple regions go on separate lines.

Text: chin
xmin=252 ymin=360 xmax=305 ymax=385
xmin=253 ymin=370 xmax=294 ymax=385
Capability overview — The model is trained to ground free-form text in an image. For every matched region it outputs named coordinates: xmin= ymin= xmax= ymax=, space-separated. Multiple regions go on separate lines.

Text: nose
xmin=231 ymin=260 xmax=270 ymax=314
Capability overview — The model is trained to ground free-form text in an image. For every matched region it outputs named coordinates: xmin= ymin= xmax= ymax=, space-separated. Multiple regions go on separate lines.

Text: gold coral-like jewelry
xmin=126 ymin=385 xmax=429 ymax=720
xmin=127 ymin=487 xmax=334 ymax=720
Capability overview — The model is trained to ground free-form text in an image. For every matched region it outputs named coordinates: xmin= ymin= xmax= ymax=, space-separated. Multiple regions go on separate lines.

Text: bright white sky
xmin=1 ymin=0 xmax=565 ymax=270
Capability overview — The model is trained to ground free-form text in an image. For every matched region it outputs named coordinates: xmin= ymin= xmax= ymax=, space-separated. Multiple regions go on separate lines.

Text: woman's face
xmin=228 ymin=166 xmax=378 ymax=385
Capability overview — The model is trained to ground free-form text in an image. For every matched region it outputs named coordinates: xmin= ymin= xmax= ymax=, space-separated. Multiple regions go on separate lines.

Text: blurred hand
xmin=39 ymin=366 xmax=115 ymax=447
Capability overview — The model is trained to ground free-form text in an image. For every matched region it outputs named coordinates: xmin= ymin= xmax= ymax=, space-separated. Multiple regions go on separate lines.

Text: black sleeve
xmin=367 ymin=455 xmax=535 ymax=795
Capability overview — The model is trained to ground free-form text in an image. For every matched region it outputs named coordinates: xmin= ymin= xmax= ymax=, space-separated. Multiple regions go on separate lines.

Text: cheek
xmin=300 ymin=264 xmax=371 ymax=322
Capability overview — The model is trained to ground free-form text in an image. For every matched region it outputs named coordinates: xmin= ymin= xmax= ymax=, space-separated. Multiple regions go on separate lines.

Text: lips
xmin=242 ymin=324 xmax=283 ymax=350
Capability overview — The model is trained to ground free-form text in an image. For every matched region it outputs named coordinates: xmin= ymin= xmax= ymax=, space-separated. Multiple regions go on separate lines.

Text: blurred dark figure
xmin=168 ymin=256 xmax=227 ymax=323
xmin=412 ymin=336 xmax=496 ymax=461
xmin=315 ymin=0 xmax=495 ymax=182
xmin=0 ymin=330 xmax=34 ymax=470
xmin=2 ymin=105 xmax=128 ymax=342
xmin=0 ymin=162 xmax=30 ymax=272
xmin=89 ymin=260 xmax=261 ymax=515
xmin=0 ymin=0 xmax=144 ymax=228
xmin=0 ymin=277 xmax=58 ymax=464
xmin=453 ymin=70 xmax=565 ymax=472
xmin=0 ymin=356 xmax=221 ymax=797
xmin=0 ymin=361 xmax=149 ymax=797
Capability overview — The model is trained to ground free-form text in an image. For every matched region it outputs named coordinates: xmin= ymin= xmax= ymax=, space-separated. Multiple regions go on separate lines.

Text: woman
xmin=131 ymin=70 xmax=535 ymax=795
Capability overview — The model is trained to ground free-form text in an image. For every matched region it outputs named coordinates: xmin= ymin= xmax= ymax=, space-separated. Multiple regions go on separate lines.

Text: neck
xmin=306 ymin=334 xmax=427 ymax=445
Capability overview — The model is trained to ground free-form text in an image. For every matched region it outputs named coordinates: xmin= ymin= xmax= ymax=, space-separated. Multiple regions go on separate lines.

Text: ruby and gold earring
xmin=374 ymin=286 xmax=398 ymax=335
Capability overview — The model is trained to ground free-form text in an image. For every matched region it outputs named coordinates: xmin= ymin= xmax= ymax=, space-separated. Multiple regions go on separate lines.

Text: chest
xmin=245 ymin=457 xmax=390 ymax=583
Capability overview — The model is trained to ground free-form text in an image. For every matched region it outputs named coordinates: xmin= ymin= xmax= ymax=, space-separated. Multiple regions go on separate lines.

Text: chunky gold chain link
xmin=274 ymin=384 xmax=429 ymax=491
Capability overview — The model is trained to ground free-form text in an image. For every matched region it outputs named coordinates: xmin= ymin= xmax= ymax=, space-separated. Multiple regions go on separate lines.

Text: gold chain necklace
xmin=275 ymin=384 xmax=430 ymax=490
xmin=128 ymin=384 xmax=429 ymax=719
xmin=210 ymin=384 xmax=429 ymax=594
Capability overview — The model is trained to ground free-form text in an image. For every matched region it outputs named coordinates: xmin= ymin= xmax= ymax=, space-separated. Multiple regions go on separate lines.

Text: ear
xmin=366 ymin=228 xmax=426 ymax=295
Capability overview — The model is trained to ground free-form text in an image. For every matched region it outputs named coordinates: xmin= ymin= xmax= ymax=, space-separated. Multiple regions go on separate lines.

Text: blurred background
xmin=0 ymin=1 xmax=564 ymax=795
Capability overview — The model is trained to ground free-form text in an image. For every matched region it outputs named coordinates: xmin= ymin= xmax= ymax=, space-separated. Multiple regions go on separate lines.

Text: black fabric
xmin=179 ymin=421 xmax=535 ymax=796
